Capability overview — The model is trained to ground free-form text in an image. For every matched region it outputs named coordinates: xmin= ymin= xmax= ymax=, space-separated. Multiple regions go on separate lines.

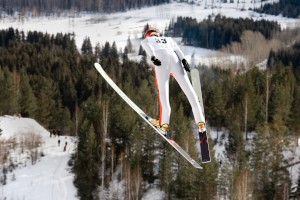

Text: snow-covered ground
xmin=1 ymin=0 xmax=299 ymax=67
xmin=0 ymin=115 xmax=50 ymax=140
xmin=0 ymin=115 xmax=77 ymax=200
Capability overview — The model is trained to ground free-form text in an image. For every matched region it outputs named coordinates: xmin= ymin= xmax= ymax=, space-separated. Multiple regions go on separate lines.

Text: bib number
xmin=155 ymin=38 xmax=167 ymax=44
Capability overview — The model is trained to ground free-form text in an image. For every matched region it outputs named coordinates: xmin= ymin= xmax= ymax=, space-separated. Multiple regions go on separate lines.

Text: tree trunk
xmin=134 ymin=165 xmax=141 ymax=200
xmin=75 ymin=103 xmax=79 ymax=137
xmin=274 ymin=137 xmax=279 ymax=200
xmin=126 ymin=160 xmax=131 ymax=200
xmin=75 ymin=103 xmax=79 ymax=158
xmin=111 ymin=144 xmax=114 ymax=196
xmin=121 ymin=151 xmax=123 ymax=180
xmin=101 ymin=101 xmax=109 ymax=199
xmin=245 ymin=95 xmax=248 ymax=141
xmin=266 ymin=69 xmax=270 ymax=123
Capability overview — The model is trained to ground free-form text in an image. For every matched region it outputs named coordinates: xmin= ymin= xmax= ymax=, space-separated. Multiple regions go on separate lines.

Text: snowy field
xmin=1 ymin=0 xmax=300 ymax=67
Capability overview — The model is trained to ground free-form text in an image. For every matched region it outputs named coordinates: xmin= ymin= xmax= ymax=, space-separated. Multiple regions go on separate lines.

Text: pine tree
xmin=171 ymin=104 xmax=200 ymax=198
xmin=86 ymin=124 xmax=99 ymax=198
xmin=61 ymin=107 xmax=72 ymax=135
xmin=95 ymin=42 xmax=101 ymax=62
xmin=225 ymin=121 xmax=246 ymax=168
xmin=126 ymin=36 xmax=133 ymax=53
xmin=73 ymin=119 xmax=100 ymax=200
xmin=270 ymin=62 xmax=294 ymax=123
xmin=269 ymin=115 xmax=290 ymax=200
xmin=290 ymin=87 xmax=300 ymax=146
xmin=138 ymin=45 xmax=144 ymax=55
xmin=243 ymin=73 xmax=258 ymax=140
xmin=122 ymin=46 xmax=129 ymax=63
xmin=225 ymin=120 xmax=249 ymax=199
xmin=252 ymin=122 xmax=271 ymax=199
xmin=208 ymin=79 xmax=226 ymax=140
xmin=2 ymin=67 xmax=20 ymax=115
xmin=270 ymin=84 xmax=292 ymax=124
xmin=35 ymin=89 xmax=52 ymax=128
xmin=0 ymin=67 xmax=7 ymax=115
xmin=158 ymin=142 xmax=174 ymax=200
xmin=102 ymin=42 xmax=110 ymax=58
xmin=110 ymin=41 xmax=119 ymax=60
xmin=81 ymin=37 xmax=93 ymax=56
xmin=138 ymin=80 xmax=157 ymax=182
xmin=20 ymin=68 xmax=37 ymax=118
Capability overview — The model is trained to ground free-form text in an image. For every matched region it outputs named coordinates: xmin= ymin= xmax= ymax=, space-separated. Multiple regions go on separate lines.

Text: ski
xmin=94 ymin=63 xmax=202 ymax=169
xmin=191 ymin=69 xmax=211 ymax=163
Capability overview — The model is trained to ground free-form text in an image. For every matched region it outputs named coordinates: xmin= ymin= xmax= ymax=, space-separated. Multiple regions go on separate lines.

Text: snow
xmin=1 ymin=0 xmax=299 ymax=67
xmin=0 ymin=115 xmax=49 ymax=140
xmin=0 ymin=115 xmax=78 ymax=200
xmin=142 ymin=188 xmax=165 ymax=200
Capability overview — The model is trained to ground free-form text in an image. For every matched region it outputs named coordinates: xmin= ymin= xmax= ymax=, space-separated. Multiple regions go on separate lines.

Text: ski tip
xmin=94 ymin=62 xmax=101 ymax=68
xmin=193 ymin=164 xmax=203 ymax=169
xmin=190 ymin=159 xmax=203 ymax=169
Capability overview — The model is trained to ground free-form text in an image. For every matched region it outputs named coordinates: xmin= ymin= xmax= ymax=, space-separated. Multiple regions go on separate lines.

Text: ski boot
xmin=150 ymin=118 xmax=169 ymax=133
xmin=198 ymin=122 xmax=206 ymax=133
xmin=198 ymin=122 xmax=210 ymax=163
xmin=146 ymin=116 xmax=169 ymax=135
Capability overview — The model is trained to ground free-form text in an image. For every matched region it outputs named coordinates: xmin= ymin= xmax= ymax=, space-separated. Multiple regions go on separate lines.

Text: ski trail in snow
xmin=52 ymin=143 xmax=69 ymax=200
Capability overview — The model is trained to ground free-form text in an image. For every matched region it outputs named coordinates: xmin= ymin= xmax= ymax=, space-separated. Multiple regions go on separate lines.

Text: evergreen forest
xmin=164 ymin=15 xmax=280 ymax=50
xmin=1 ymin=26 xmax=300 ymax=199
xmin=257 ymin=0 xmax=300 ymax=19
xmin=0 ymin=0 xmax=171 ymax=15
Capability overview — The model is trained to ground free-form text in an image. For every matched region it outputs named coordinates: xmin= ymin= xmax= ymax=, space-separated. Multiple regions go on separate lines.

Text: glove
xmin=182 ymin=59 xmax=190 ymax=72
xmin=151 ymin=56 xmax=161 ymax=66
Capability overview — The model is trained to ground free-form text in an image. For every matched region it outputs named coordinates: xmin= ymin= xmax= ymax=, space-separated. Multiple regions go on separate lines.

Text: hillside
xmin=0 ymin=115 xmax=77 ymax=200
xmin=0 ymin=115 xmax=50 ymax=140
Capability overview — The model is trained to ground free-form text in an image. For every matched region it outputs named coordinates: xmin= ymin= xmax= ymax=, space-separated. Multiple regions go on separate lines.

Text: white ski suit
xmin=141 ymin=36 xmax=205 ymax=126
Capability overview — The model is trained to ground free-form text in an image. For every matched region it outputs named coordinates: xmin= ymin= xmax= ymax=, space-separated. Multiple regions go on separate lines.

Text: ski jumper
xmin=141 ymin=36 xmax=205 ymax=126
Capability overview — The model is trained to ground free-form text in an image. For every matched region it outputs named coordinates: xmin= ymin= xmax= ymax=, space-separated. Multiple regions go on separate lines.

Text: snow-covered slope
xmin=0 ymin=115 xmax=77 ymax=200
xmin=0 ymin=115 xmax=49 ymax=140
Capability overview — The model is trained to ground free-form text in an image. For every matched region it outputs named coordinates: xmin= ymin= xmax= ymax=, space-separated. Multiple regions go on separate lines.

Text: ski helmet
xmin=144 ymin=27 xmax=160 ymax=38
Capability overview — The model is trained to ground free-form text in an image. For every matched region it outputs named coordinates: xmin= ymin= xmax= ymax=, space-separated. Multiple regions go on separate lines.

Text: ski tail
xmin=191 ymin=69 xmax=211 ymax=163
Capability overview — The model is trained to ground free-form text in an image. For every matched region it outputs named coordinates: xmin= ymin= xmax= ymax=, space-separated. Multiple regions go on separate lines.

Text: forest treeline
xmin=1 ymin=27 xmax=300 ymax=199
xmin=256 ymin=0 xmax=300 ymax=19
xmin=0 ymin=0 xmax=170 ymax=15
xmin=268 ymin=41 xmax=300 ymax=71
xmin=164 ymin=15 xmax=281 ymax=50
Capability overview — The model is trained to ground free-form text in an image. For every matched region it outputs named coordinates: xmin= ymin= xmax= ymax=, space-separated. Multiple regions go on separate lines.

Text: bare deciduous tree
xmin=24 ymin=130 xmax=42 ymax=165
xmin=100 ymin=99 xmax=109 ymax=199
xmin=221 ymin=30 xmax=284 ymax=68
